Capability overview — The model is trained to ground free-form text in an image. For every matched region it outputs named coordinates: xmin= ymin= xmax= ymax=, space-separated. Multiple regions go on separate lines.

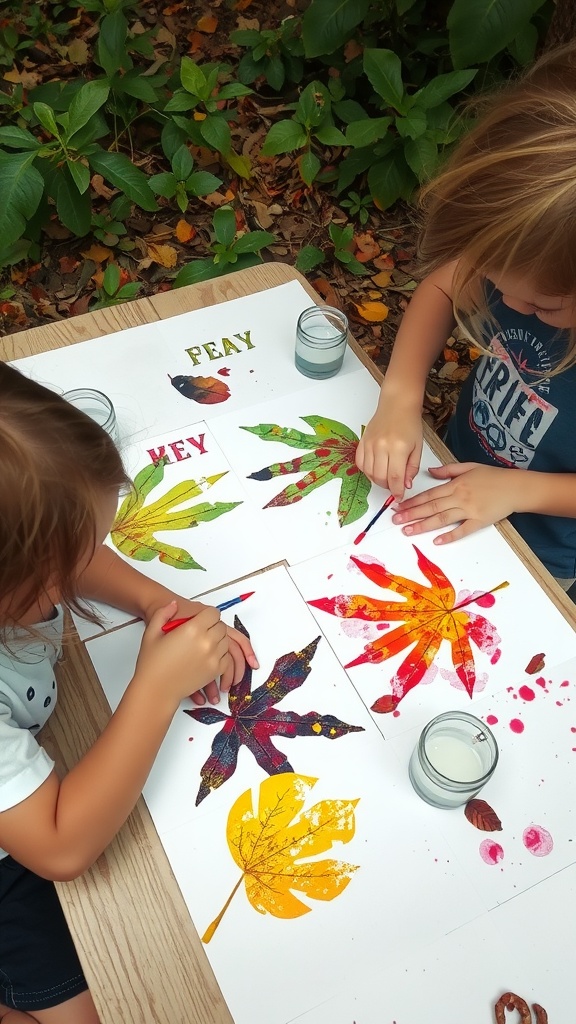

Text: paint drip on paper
xmin=241 ymin=415 xmax=371 ymax=526
xmin=111 ymin=457 xmax=240 ymax=571
xmin=202 ymin=773 xmax=359 ymax=943
xmin=185 ymin=617 xmax=364 ymax=804
xmin=309 ymin=546 xmax=507 ymax=713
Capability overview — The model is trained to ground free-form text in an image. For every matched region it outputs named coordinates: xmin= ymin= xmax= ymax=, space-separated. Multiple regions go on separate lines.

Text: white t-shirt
xmin=0 ymin=607 xmax=62 ymax=859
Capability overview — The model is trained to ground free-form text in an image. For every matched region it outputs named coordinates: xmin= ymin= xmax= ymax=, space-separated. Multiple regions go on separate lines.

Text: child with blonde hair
xmin=0 ymin=363 xmax=257 ymax=1023
xmin=357 ymin=42 xmax=576 ymax=589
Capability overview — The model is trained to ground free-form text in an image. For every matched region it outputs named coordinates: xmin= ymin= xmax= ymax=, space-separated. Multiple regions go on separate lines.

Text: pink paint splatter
xmin=510 ymin=718 xmax=524 ymax=733
xmin=570 ymin=727 xmax=576 ymax=733
xmin=217 ymin=367 xmax=231 ymax=377
xmin=479 ymin=839 xmax=504 ymax=865
xmin=392 ymin=709 xmax=400 ymax=718
xmin=535 ymin=677 xmax=548 ymax=690
xmin=561 ymin=680 xmax=570 ymax=687
xmin=486 ymin=714 xmax=498 ymax=726
xmin=474 ymin=592 xmax=496 ymax=608
xmin=522 ymin=825 xmax=553 ymax=857
xmin=518 ymin=685 xmax=535 ymax=701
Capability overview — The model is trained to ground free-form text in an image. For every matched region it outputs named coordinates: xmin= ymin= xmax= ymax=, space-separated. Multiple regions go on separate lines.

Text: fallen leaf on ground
xmin=311 ymin=277 xmax=338 ymax=307
xmin=197 ymin=13 xmax=218 ymax=32
xmin=371 ymin=270 xmax=392 ymax=288
xmin=353 ymin=300 xmax=389 ymax=323
xmin=67 ymin=39 xmax=90 ymax=64
xmin=146 ymin=241 xmax=178 ymax=268
xmin=354 ymin=232 xmax=380 ymax=262
xmin=373 ymin=253 xmax=395 ymax=271
xmin=81 ymin=243 xmax=113 ymax=263
xmin=175 ymin=219 xmax=196 ymax=243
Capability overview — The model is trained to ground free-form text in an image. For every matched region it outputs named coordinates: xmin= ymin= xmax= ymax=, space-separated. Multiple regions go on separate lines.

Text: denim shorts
xmin=0 ymin=855 xmax=88 ymax=1011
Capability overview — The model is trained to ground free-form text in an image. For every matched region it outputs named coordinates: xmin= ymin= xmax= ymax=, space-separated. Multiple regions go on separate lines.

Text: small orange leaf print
xmin=202 ymin=773 xmax=359 ymax=943
xmin=464 ymin=798 xmax=502 ymax=832
xmin=525 ymin=652 xmax=546 ymax=675
xmin=170 ymin=374 xmax=231 ymax=405
xmin=309 ymin=547 xmax=508 ymax=712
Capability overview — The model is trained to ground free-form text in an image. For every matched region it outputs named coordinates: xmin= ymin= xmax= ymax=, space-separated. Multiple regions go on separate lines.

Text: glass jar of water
xmin=409 ymin=711 xmax=498 ymax=808
xmin=295 ymin=305 xmax=348 ymax=379
xmin=63 ymin=388 xmax=119 ymax=444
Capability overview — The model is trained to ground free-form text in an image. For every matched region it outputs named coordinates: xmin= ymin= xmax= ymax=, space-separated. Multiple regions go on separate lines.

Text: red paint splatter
xmin=506 ymin=686 xmax=514 ymax=692
xmin=486 ymin=714 xmax=498 ymax=725
xmin=535 ymin=677 xmax=547 ymax=689
xmin=522 ymin=825 xmax=553 ymax=857
xmin=474 ymin=593 xmax=496 ymax=608
xmin=570 ymin=727 xmax=576 ymax=733
xmin=510 ymin=718 xmax=524 ymax=733
xmin=561 ymin=680 xmax=570 ymax=687
xmin=518 ymin=685 xmax=535 ymax=701
xmin=392 ymin=709 xmax=400 ymax=718
xmin=556 ymin=700 xmax=564 ymax=706
xmin=327 ymin=573 xmax=333 ymax=580
xmin=490 ymin=649 xmax=502 ymax=665
xmin=217 ymin=367 xmax=231 ymax=377
xmin=188 ymin=737 xmax=194 ymax=741
xmin=479 ymin=839 xmax=504 ymax=865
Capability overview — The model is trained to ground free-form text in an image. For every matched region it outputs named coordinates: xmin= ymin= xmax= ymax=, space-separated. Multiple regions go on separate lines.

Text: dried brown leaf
xmin=464 ymin=798 xmax=502 ymax=832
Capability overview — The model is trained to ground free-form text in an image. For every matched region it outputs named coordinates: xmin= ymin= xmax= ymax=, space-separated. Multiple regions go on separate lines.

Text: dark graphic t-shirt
xmin=445 ymin=286 xmax=576 ymax=578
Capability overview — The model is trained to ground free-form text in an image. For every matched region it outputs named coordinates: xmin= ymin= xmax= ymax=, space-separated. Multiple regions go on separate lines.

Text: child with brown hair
xmin=0 ymin=363 xmax=257 ymax=1023
xmin=356 ymin=41 xmax=576 ymax=589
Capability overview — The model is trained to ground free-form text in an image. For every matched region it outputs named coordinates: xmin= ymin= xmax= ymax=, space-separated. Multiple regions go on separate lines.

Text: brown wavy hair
xmin=418 ymin=41 xmax=576 ymax=374
xmin=0 ymin=362 xmax=128 ymax=632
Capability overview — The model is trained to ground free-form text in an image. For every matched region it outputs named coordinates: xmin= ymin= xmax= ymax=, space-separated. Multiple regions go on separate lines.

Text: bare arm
xmin=356 ymin=261 xmax=457 ymax=498
xmin=0 ymin=603 xmax=228 ymax=880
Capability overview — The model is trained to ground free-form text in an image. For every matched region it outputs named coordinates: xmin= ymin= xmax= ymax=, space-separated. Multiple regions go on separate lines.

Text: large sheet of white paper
xmin=291 ymin=864 xmax=576 ymax=1024
xmin=12 ymin=281 xmax=366 ymax=447
xmin=289 ymin=527 xmax=576 ymax=739
xmin=390 ymin=655 xmax=576 ymax=907
xmin=86 ymin=566 xmax=486 ymax=1024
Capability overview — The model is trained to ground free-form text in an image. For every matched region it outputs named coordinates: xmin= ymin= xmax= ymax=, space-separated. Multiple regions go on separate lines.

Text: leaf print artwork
xmin=241 ymin=415 xmax=371 ymax=526
xmin=185 ymin=617 xmax=364 ymax=805
xmin=309 ymin=546 xmax=508 ymax=713
xmin=169 ymin=373 xmax=231 ymax=404
xmin=111 ymin=457 xmax=240 ymax=571
xmin=202 ymin=772 xmax=359 ymax=943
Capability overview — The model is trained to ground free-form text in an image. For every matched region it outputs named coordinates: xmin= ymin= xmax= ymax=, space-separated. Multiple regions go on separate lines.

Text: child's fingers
xmin=227 ymin=625 xmax=259 ymax=670
xmin=146 ymin=600 xmax=178 ymax=634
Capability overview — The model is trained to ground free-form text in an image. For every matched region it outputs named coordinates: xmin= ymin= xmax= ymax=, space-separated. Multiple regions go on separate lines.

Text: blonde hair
xmin=419 ymin=41 xmax=576 ymax=374
xmin=0 ymin=362 xmax=128 ymax=635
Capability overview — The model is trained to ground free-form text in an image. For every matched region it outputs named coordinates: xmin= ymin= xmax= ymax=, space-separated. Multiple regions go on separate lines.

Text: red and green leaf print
xmin=241 ymin=415 xmax=371 ymax=526
xmin=309 ymin=546 xmax=507 ymax=713
xmin=184 ymin=617 xmax=364 ymax=804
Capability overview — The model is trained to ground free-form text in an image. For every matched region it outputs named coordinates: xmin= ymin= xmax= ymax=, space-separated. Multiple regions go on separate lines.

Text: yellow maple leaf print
xmin=202 ymin=773 xmax=359 ymax=943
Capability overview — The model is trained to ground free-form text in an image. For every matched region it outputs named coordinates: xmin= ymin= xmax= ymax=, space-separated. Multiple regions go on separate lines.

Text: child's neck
xmin=7 ymin=591 xmax=58 ymax=628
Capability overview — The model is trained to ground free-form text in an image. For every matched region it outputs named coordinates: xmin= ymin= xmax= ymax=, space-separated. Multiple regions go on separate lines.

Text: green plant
xmin=230 ymin=17 xmax=304 ymax=91
xmin=337 ymin=48 xmax=477 ymax=207
xmin=174 ymin=206 xmax=275 ymax=288
xmin=149 ymin=144 xmax=222 ymax=213
xmin=164 ymin=57 xmax=253 ymax=179
xmin=91 ymin=194 xmax=132 ymax=246
xmin=340 ymin=190 xmax=372 ymax=225
xmin=0 ymin=79 xmax=158 ymax=249
xmin=91 ymin=261 xmax=141 ymax=309
xmin=261 ymin=80 xmax=346 ymax=185
xmin=295 ymin=222 xmax=369 ymax=275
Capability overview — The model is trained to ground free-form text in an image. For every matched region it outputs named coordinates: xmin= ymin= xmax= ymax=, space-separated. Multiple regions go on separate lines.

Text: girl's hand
xmin=391 ymin=463 xmax=519 ymax=543
xmin=136 ymin=603 xmax=229 ymax=705
xmin=160 ymin=597 xmax=259 ymax=706
xmin=356 ymin=399 xmax=423 ymax=500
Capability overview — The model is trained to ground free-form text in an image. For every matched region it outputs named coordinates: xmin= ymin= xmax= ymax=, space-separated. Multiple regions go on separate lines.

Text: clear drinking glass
xmin=295 ymin=305 xmax=349 ymax=379
xmin=62 ymin=388 xmax=119 ymax=444
xmin=408 ymin=711 xmax=498 ymax=808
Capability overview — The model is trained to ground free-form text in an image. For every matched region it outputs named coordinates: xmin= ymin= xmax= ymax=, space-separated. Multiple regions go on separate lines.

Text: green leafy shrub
xmin=174 ymin=206 xmax=276 ymax=288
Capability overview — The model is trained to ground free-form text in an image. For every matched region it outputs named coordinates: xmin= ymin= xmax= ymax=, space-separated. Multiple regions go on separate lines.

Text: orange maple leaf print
xmin=309 ymin=546 xmax=508 ymax=713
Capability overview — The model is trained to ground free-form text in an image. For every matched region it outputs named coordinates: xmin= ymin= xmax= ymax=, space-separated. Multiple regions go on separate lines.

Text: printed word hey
xmin=185 ymin=330 xmax=254 ymax=367
xmin=147 ymin=433 xmax=208 ymax=464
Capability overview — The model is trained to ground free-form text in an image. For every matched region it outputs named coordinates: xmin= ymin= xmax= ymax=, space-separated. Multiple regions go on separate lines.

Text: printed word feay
xmin=147 ymin=433 xmax=207 ymax=464
xmin=186 ymin=330 xmax=254 ymax=367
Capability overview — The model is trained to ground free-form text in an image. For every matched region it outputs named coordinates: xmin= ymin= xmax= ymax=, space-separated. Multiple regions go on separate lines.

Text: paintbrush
xmin=353 ymin=494 xmax=395 ymax=545
xmin=161 ymin=591 xmax=255 ymax=634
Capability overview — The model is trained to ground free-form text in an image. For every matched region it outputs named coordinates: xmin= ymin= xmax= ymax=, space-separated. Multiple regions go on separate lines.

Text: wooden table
xmin=2 ymin=263 xmax=575 ymax=1024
